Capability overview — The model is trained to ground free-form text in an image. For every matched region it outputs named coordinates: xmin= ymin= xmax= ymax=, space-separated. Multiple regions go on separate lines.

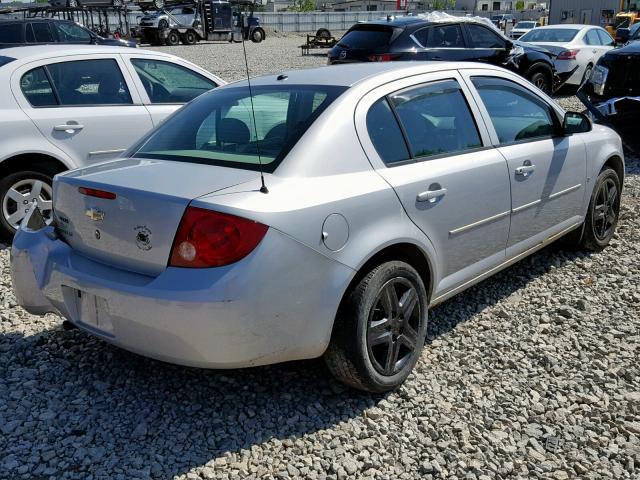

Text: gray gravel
xmin=1 ymin=40 xmax=640 ymax=480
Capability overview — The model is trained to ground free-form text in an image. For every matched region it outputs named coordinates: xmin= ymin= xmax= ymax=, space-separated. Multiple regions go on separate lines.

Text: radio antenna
xmin=241 ymin=12 xmax=268 ymax=194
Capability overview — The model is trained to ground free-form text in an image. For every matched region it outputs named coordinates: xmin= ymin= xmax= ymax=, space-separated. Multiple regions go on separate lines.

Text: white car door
xmin=463 ymin=70 xmax=587 ymax=257
xmin=11 ymin=54 xmax=153 ymax=167
xmin=121 ymin=54 xmax=223 ymax=126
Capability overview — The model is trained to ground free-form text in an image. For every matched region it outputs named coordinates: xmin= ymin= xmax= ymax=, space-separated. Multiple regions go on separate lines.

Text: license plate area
xmin=65 ymin=287 xmax=114 ymax=335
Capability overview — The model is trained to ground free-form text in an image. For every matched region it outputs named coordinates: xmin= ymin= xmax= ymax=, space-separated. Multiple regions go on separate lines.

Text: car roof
xmin=0 ymin=18 xmax=74 ymax=23
xmin=0 ymin=44 xmax=174 ymax=62
xmin=229 ymin=61 xmax=506 ymax=89
xmin=362 ymin=17 xmax=427 ymax=27
xmin=533 ymin=24 xmax=593 ymax=30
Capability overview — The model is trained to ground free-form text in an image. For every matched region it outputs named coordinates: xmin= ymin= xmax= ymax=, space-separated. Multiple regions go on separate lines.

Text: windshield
xmin=133 ymin=85 xmax=346 ymax=173
xmin=515 ymin=22 xmax=536 ymax=29
xmin=520 ymin=28 xmax=579 ymax=42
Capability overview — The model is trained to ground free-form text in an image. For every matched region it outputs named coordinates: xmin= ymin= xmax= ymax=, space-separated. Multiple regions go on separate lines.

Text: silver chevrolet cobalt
xmin=11 ymin=62 xmax=624 ymax=392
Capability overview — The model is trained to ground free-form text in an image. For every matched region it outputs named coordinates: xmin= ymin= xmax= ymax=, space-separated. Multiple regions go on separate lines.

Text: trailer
xmin=138 ymin=0 xmax=265 ymax=46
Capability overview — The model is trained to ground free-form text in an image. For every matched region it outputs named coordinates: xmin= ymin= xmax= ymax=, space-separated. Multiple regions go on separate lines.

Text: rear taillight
xmin=557 ymin=49 xmax=579 ymax=60
xmin=169 ymin=207 xmax=268 ymax=268
xmin=367 ymin=53 xmax=400 ymax=62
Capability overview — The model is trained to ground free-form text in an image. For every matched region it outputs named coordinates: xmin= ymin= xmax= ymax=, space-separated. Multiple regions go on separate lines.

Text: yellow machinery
xmin=606 ymin=0 xmax=640 ymax=35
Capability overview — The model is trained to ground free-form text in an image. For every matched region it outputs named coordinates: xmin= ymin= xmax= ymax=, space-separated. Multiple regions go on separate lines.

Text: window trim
xmin=469 ymin=75 xmax=562 ymax=148
xmin=130 ymin=57 xmax=218 ymax=105
xmin=376 ymin=78 xmax=487 ymax=167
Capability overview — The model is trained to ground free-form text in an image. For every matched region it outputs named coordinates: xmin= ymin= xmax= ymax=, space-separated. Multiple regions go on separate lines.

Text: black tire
xmin=526 ymin=64 xmax=552 ymax=94
xmin=181 ymin=30 xmax=197 ymax=45
xmin=324 ymin=261 xmax=428 ymax=393
xmin=165 ymin=30 xmax=180 ymax=46
xmin=567 ymin=167 xmax=621 ymax=251
xmin=0 ymin=171 xmax=54 ymax=242
xmin=316 ymin=28 xmax=331 ymax=39
xmin=158 ymin=19 xmax=169 ymax=29
xmin=251 ymin=28 xmax=264 ymax=43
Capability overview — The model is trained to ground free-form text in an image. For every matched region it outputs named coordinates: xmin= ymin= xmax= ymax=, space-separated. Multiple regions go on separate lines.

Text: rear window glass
xmin=30 ymin=23 xmax=55 ymax=43
xmin=133 ymin=85 xmax=346 ymax=173
xmin=366 ymin=98 xmax=409 ymax=165
xmin=520 ymin=28 xmax=579 ymax=42
xmin=338 ymin=26 xmax=394 ymax=49
xmin=0 ymin=24 xmax=23 ymax=43
xmin=21 ymin=67 xmax=57 ymax=107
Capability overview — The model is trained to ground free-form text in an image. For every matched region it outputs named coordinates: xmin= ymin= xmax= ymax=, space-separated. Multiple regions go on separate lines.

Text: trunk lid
xmin=53 ymin=158 xmax=257 ymax=276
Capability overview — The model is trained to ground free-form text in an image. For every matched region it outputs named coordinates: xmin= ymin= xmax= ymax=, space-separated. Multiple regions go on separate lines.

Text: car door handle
xmin=417 ymin=188 xmax=447 ymax=203
xmin=515 ymin=165 xmax=536 ymax=176
xmin=54 ymin=124 xmax=84 ymax=133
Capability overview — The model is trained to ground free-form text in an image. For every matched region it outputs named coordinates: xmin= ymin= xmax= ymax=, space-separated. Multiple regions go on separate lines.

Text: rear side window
xmin=584 ymin=29 xmax=601 ymax=45
xmin=133 ymin=85 xmax=345 ymax=173
xmin=21 ymin=67 xmax=57 ymax=107
xmin=30 ymin=23 xmax=55 ymax=43
xmin=0 ymin=24 xmax=23 ymax=43
xmin=467 ymin=24 xmax=505 ymax=48
xmin=597 ymin=29 xmax=614 ymax=46
xmin=427 ymin=24 xmax=464 ymax=48
xmin=472 ymin=76 xmax=555 ymax=144
xmin=366 ymin=98 xmax=410 ymax=164
xmin=388 ymin=79 xmax=482 ymax=159
xmin=131 ymin=59 xmax=217 ymax=103
xmin=338 ymin=26 xmax=394 ymax=49
xmin=46 ymin=59 xmax=132 ymax=106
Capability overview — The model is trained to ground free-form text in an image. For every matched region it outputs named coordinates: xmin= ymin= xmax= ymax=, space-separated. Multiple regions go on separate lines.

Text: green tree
xmin=432 ymin=0 xmax=455 ymax=9
xmin=515 ymin=0 xmax=525 ymax=10
xmin=290 ymin=0 xmax=316 ymax=12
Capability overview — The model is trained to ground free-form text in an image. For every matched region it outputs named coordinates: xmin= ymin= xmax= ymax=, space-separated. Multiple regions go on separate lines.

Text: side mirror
xmin=563 ymin=111 xmax=591 ymax=135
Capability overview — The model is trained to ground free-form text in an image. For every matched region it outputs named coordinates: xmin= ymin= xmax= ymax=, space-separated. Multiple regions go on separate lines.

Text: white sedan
xmin=0 ymin=45 xmax=224 ymax=240
xmin=519 ymin=24 xmax=615 ymax=86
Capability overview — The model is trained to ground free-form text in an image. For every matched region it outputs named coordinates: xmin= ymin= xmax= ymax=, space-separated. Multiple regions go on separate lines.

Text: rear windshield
xmin=133 ymin=84 xmax=346 ymax=173
xmin=0 ymin=24 xmax=23 ymax=43
xmin=515 ymin=22 xmax=536 ymax=29
xmin=338 ymin=26 xmax=395 ymax=49
xmin=520 ymin=28 xmax=579 ymax=43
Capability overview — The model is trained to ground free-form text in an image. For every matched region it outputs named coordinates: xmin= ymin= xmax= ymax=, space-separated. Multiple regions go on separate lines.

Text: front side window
xmin=46 ymin=59 xmax=132 ymax=106
xmin=467 ymin=24 xmax=505 ymax=48
xmin=20 ymin=67 xmax=57 ymax=107
xmin=133 ymin=85 xmax=345 ymax=173
xmin=472 ymin=76 xmax=556 ymax=144
xmin=388 ymin=79 xmax=482 ymax=159
xmin=53 ymin=22 xmax=92 ymax=43
xmin=30 ymin=23 xmax=55 ymax=43
xmin=131 ymin=59 xmax=217 ymax=103
xmin=427 ymin=24 xmax=464 ymax=48
xmin=0 ymin=24 xmax=23 ymax=43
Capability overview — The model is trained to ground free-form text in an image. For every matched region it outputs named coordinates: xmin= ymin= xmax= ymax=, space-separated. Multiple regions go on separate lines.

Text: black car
xmin=328 ymin=17 xmax=560 ymax=94
xmin=0 ymin=19 xmax=137 ymax=49
xmin=578 ymin=40 xmax=640 ymax=153
xmin=615 ymin=22 xmax=640 ymax=44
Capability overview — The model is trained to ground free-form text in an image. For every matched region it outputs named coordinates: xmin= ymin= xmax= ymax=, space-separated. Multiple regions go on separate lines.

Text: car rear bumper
xmin=11 ymin=225 xmax=353 ymax=368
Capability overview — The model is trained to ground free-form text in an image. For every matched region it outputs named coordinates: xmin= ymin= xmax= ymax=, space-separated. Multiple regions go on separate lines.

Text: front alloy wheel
xmin=324 ymin=261 xmax=428 ymax=392
xmin=0 ymin=172 xmax=53 ymax=240
xmin=592 ymin=176 xmax=618 ymax=242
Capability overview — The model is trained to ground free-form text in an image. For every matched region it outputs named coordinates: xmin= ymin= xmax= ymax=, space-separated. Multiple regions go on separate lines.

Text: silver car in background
xmin=11 ymin=62 xmax=624 ymax=392
xmin=509 ymin=20 xmax=539 ymax=39
xmin=519 ymin=24 xmax=615 ymax=86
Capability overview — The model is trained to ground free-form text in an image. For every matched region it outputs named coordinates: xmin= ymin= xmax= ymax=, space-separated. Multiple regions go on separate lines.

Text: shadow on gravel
xmin=1 ymin=157 xmax=637 ymax=478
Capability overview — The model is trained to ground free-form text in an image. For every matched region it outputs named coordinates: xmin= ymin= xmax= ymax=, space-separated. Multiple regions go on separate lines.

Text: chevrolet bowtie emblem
xmin=85 ymin=208 xmax=105 ymax=221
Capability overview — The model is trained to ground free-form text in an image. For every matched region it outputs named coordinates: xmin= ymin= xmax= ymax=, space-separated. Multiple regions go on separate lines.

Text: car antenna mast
xmin=241 ymin=9 xmax=268 ymax=194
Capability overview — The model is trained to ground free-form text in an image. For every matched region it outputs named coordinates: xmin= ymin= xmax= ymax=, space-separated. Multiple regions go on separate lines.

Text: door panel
xmin=358 ymin=75 xmax=511 ymax=296
xmin=12 ymin=55 xmax=153 ymax=166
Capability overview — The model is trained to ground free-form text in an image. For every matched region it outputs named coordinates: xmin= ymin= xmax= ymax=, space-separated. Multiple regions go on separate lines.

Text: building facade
xmin=548 ymin=0 xmax=622 ymax=27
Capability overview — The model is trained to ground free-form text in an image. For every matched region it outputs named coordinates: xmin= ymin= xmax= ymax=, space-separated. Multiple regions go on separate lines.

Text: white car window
xmin=584 ymin=29 xmax=601 ymax=46
xmin=20 ymin=67 xmax=57 ymax=107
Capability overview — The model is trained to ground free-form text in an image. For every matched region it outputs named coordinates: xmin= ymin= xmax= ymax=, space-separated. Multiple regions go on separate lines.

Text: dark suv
xmin=328 ymin=17 xmax=559 ymax=93
xmin=0 ymin=19 xmax=137 ymax=49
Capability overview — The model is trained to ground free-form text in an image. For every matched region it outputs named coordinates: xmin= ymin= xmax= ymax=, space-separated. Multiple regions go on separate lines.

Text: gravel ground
xmin=1 ymin=40 xmax=640 ymax=480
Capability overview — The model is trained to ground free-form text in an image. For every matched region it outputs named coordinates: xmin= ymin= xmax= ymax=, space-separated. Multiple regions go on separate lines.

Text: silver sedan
xmin=11 ymin=62 xmax=624 ymax=392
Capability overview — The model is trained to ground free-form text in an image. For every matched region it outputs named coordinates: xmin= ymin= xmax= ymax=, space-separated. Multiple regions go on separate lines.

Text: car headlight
xmin=590 ymin=65 xmax=609 ymax=96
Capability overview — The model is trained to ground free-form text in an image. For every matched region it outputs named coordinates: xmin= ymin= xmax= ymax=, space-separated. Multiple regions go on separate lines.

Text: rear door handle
xmin=515 ymin=165 xmax=536 ymax=176
xmin=54 ymin=124 xmax=84 ymax=133
xmin=417 ymin=188 xmax=447 ymax=203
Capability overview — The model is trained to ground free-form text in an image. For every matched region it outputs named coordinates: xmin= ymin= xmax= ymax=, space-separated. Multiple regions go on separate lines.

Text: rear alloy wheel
xmin=528 ymin=70 xmax=551 ymax=93
xmin=165 ymin=30 xmax=180 ymax=46
xmin=158 ymin=19 xmax=169 ymax=29
xmin=181 ymin=30 xmax=197 ymax=45
xmin=0 ymin=171 xmax=53 ymax=241
xmin=153 ymin=0 xmax=164 ymax=8
xmin=582 ymin=64 xmax=593 ymax=85
xmin=324 ymin=261 xmax=428 ymax=392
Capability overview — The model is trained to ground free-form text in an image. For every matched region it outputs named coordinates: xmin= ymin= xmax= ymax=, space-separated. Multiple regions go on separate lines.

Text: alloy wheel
xmin=533 ymin=75 xmax=548 ymax=92
xmin=367 ymin=278 xmax=422 ymax=376
xmin=592 ymin=177 xmax=618 ymax=241
xmin=2 ymin=179 xmax=53 ymax=230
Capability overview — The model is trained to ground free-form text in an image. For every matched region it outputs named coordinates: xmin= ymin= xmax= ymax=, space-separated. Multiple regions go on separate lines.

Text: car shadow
xmin=1 ymin=156 xmax=637 ymax=478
